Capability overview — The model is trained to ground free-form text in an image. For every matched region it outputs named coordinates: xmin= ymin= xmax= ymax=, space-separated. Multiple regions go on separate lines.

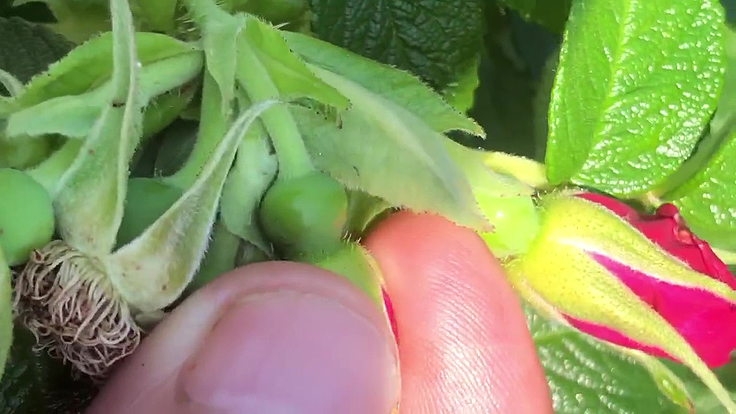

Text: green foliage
xmin=524 ymin=305 xmax=689 ymax=414
xmin=307 ymin=0 xmax=484 ymax=91
xmin=495 ymin=0 xmax=572 ymax=33
xmin=0 ymin=17 xmax=72 ymax=87
xmin=544 ymin=0 xmax=725 ymax=197
xmin=0 ymin=327 xmax=96 ymax=413
xmin=659 ymin=25 xmax=736 ymax=250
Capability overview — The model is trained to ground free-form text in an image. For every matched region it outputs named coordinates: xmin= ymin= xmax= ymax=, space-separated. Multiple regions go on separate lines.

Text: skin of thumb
xmin=86 ymin=262 xmax=400 ymax=414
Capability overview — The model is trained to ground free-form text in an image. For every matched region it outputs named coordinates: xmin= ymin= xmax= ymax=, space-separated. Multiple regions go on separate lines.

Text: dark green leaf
xmin=0 ymin=326 xmax=96 ymax=414
xmin=495 ymin=0 xmax=572 ymax=33
xmin=545 ymin=0 xmax=725 ymax=197
xmin=0 ymin=16 xmax=72 ymax=86
xmin=525 ymin=305 xmax=688 ymax=414
xmin=307 ymin=0 xmax=484 ymax=91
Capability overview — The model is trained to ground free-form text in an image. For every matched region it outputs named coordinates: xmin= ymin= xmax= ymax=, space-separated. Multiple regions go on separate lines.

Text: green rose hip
xmin=259 ymin=171 xmax=348 ymax=261
xmin=0 ymin=168 xmax=55 ymax=265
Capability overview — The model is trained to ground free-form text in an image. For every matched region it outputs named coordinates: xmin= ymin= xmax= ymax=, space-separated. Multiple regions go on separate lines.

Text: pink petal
xmin=590 ymin=252 xmax=736 ymax=367
xmin=565 ymin=316 xmax=673 ymax=360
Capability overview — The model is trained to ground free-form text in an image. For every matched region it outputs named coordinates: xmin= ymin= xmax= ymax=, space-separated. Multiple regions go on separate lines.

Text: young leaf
xmin=283 ymin=31 xmax=483 ymax=136
xmin=545 ymin=0 xmax=725 ymax=197
xmin=239 ymin=16 xmax=349 ymax=111
xmin=180 ymin=0 xmax=244 ymax=111
xmin=307 ymin=0 xmax=484 ymax=91
xmin=107 ymin=100 xmax=277 ymax=313
xmin=524 ymin=305 xmax=690 ymax=414
xmin=5 ymin=51 xmax=203 ymax=139
xmin=13 ymin=31 xmax=197 ymax=109
xmin=292 ymin=66 xmax=489 ymax=231
xmin=54 ymin=0 xmax=141 ymax=255
xmin=219 ymin=117 xmax=277 ymax=255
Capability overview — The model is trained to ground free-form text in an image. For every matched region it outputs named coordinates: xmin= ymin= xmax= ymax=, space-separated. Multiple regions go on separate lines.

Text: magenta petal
xmin=565 ymin=316 xmax=673 ymax=360
xmin=591 ymin=252 xmax=736 ymax=367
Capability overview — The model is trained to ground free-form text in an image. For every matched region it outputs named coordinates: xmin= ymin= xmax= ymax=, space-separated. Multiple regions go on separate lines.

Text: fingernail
xmin=179 ymin=290 xmax=400 ymax=413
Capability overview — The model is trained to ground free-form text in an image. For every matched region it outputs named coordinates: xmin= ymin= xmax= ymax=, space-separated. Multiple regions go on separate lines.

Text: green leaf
xmin=14 ymin=31 xmax=197 ymax=109
xmin=524 ymin=305 xmax=689 ymax=414
xmin=545 ymin=0 xmax=725 ymax=197
xmin=0 ymin=249 xmax=11 ymax=380
xmin=239 ymin=16 xmax=349 ymax=110
xmin=657 ymin=25 xmax=736 ymax=250
xmin=37 ymin=0 xmax=112 ymax=44
xmin=0 ymin=16 xmax=73 ymax=87
xmin=131 ymin=0 xmax=178 ymax=32
xmin=283 ymin=31 xmax=483 ymax=136
xmin=663 ymin=128 xmax=736 ymax=250
xmin=659 ymin=361 xmax=736 ymax=414
xmin=0 ymin=326 xmax=96 ymax=413
xmin=220 ymin=118 xmax=277 ymax=255
xmin=6 ymin=50 xmax=203 ymax=139
xmin=307 ymin=0 xmax=484 ymax=91
xmin=496 ymin=0 xmax=572 ymax=33
xmin=54 ymin=0 xmax=142 ymax=255
xmin=292 ymin=65 xmax=489 ymax=230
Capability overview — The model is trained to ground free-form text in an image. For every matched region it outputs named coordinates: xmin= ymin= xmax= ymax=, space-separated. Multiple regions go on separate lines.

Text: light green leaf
xmin=240 ymin=16 xmax=349 ymax=110
xmin=131 ymin=0 xmax=178 ymax=32
xmin=0 ymin=249 xmax=11 ymax=381
xmin=524 ymin=305 xmax=689 ymax=414
xmin=292 ymin=65 xmax=489 ymax=231
xmin=220 ymin=118 xmax=276 ymax=255
xmin=283 ymin=31 xmax=483 ymax=136
xmin=5 ymin=51 xmax=203 ymax=139
xmin=108 ymin=100 xmax=278 ymax=313
xmin=545 ymin=0 xmax=725 ymax=196
xmin=14 ymin=31 xmax=196 ymax=109
xmin=54 ymin=0 xmax=142 ymax=255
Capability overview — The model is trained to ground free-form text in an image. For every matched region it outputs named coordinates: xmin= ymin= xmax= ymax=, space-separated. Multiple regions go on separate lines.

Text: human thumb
xmin=86 ymin=262 xmax=400 ymax=414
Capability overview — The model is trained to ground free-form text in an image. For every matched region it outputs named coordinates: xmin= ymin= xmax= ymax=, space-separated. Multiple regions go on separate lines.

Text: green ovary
xmin=259 ymin=171 xmax=348 ymax=261
xmin=0 ymin=168 xmax=55 ymax=265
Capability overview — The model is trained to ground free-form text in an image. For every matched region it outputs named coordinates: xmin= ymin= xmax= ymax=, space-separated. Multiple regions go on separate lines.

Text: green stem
xmin=165 ymin=71 xmax=229 ymax=190
xmin=235 ymin=39 xmax=313 ymax=180
xmin=26 ymin=139 xmax=83 ymax=196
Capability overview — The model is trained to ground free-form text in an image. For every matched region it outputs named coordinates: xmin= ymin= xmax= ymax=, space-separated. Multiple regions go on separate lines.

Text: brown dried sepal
xmin=12 ymin=240 xmax=141 ymax=379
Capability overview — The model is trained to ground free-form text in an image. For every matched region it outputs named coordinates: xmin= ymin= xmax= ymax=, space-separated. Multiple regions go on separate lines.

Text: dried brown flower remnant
xmin=13 ymin=240 xmax=141 ymax=379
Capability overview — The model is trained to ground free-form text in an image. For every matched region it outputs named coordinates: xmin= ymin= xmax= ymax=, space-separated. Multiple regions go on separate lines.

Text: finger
xmin=86 ymin=262 xmax=400 ymax=414
xmin=364 ymin=211 xmax=552 ymax=414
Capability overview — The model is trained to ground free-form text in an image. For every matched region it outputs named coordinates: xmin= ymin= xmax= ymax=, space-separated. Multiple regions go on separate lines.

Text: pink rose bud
xmin=573 ymin=193 xmax=736 ymax=368
xmin=505 ymin=193 xmax=736 ymax=412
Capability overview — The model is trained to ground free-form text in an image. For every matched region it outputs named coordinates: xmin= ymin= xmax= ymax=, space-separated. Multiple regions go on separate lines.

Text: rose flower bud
xmin=504 ymin=192 xmax=736 ymax=413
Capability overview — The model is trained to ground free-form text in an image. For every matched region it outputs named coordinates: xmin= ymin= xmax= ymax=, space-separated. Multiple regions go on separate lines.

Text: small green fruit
xmin=259 ymin=171 xmax=348 ymax=260
xmin=0 ymin=168 xmax=55 ymax=265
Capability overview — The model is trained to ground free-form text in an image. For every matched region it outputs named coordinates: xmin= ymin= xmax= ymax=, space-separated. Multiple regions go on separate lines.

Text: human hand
xmin=86 ymin=211 xmax=553 ymax=413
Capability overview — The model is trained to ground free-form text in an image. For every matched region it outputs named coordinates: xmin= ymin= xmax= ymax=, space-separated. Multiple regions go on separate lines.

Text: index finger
xmin=365 ymin=211 xmax=553 ymax=414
